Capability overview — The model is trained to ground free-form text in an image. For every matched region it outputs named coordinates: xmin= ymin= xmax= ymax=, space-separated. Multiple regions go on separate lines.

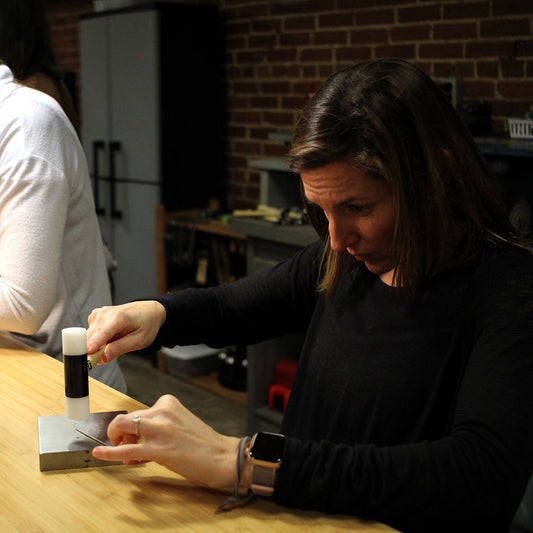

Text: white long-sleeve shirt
xmin=0 ymin=64 xmax=126 ymax=392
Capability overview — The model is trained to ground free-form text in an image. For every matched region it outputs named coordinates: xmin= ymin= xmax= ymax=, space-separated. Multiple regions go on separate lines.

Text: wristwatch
xmin=248 ymin=431 xmax=286 ymax=496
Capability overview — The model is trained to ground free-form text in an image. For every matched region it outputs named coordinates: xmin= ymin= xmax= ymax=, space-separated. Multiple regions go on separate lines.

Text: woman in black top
xmin=87 ymin=58 xmax=533 ymax=533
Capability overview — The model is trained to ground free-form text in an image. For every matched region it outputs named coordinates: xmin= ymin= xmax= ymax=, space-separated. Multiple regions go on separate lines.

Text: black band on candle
xmin=64 ymin=354 xmax=89 ymax=398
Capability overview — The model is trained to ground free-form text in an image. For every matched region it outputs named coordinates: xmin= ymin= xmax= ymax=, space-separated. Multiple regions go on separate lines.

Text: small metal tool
xmin=75 ymin=427 xmax=112 ymax=447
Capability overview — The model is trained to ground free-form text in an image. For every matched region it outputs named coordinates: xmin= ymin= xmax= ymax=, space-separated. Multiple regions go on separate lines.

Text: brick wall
xmin=46 ymin=1 xmax=91 ymax=79
xmin=46 ymin=0 xmax=533 ymax=210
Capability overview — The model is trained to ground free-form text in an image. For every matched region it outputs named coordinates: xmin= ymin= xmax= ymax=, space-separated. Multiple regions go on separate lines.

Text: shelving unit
xmin=475 ymin=136 xmax=533 ymax=237
xmin=157 ymin=208 xmax=247 ymax=294
xmin=231 ymin=217 xmax=317 ymax=433
xmin=155 ymin=207 xmax=248 ymax=405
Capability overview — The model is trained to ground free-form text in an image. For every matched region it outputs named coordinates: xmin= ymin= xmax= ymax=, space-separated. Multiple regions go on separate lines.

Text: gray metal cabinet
xmin=80 ymin=4 xmax=222 ymax=304
xmin=231 ymin=218 xmax=318 ymax=433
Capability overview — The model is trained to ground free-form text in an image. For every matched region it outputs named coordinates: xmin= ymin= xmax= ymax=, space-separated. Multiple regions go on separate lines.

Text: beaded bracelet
xmin=216 ymin=436 xmax=254 ymax=512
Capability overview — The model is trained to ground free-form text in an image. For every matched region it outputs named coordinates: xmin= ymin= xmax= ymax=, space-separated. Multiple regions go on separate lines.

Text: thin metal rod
xmin=75 ymin=427 xmax=112 ymax=447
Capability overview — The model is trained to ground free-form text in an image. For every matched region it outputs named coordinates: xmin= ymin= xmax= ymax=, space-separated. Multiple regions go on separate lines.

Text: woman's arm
xmin=86 ymin=241 xmax=323 ymax=361
xmin=154 ymin=240 xmax=323 ymax=348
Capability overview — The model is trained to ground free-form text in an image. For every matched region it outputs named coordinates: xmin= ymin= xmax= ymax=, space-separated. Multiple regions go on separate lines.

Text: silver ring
xmin=132 ymin=414 xmax=141 ymax=436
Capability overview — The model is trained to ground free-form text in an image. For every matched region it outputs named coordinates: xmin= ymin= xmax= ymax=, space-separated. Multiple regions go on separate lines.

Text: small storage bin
xmin=162 ymin=344 xmax=220 ymax=378
xmin=508 ymin=119 xmax=533 ymax=139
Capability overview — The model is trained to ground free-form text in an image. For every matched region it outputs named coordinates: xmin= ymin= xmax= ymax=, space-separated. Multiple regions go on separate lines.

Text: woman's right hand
xmin=86 ymin=300 xmax=167 ymax=363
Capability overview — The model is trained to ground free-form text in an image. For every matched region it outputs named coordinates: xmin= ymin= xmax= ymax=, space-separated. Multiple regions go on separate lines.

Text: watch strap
xmin=251 ymin=464 xmax=277 ymax=496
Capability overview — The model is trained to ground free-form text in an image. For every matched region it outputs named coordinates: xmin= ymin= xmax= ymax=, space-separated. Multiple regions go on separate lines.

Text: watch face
xmin=250 ymin=432 xmax=286 ymax=463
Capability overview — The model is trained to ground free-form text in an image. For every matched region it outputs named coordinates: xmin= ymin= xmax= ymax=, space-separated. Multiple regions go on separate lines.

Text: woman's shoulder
xmin=475 ymin=248 xmax=533 ymax=282
xmin=469 ymin=248 xmax=533 ymax=313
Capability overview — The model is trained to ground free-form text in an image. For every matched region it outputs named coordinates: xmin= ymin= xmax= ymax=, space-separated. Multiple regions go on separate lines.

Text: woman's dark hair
xmin=290 ymin=58 xmax=529 ymax=297
xmin=0 ymin=0 xmax=62 ymax=81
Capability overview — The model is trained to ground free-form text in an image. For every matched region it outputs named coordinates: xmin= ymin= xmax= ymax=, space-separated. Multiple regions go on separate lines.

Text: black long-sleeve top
xmin=155 ymin=241 xmax=533 ymax=533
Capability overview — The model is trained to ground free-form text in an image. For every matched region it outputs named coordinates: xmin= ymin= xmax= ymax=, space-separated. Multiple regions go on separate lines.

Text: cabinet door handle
xmin=92 ymin=140 xmax=106 ymax=216
xmin=109 ymin=141 xmax=122 ymax=220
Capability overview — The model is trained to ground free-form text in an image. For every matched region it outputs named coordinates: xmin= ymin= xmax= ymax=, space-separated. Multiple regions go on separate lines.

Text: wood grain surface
xmin=0 ymin=332 xmax=398 ymax=532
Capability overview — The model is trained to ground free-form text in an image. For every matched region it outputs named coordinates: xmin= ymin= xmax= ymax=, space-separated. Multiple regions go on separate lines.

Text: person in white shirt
xmin=0 ymin=62 xmax=126 ymax=393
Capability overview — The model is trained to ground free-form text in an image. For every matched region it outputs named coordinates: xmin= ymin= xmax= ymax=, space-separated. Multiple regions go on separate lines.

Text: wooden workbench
xmin=0 ymin=332 xmax=398 ymax=532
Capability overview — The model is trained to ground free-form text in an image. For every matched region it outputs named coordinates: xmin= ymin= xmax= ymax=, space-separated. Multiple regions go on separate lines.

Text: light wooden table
xmin=0 ymin=333 xmax=398 ymax=532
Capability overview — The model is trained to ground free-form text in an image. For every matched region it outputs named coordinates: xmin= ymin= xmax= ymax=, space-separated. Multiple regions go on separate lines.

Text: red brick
xmin=420 ymin=43 xmax=464 ymax=59
xmin=501 ymin=59 xmax=525 ymax=78
xmin=527 ymin=60 xmax=533 ymax=77
xmin=398 ymin=5 xmax=441 ymax=23
xmin=233 ymin=81 xmax=260 ymax=94
xmin=355 ymin=9 xmax=394 ymax=26
xmin=228 ymin=125 xmax=246 ymax=137
xmin=491 ymin=100 xmax=530 ymax=118
xmin=233 ymin=111 xmax=262 ymax=124
xmin=433 ymin=22 xmax=477 ymax=40
xmin=255 ymin=65 xmax=272 ymax=78
xmin=252 ymin=18 xmax=282 ymax=33
xmin=391 ymin=25 xmax=431 ymax=42
xmin=250 ymin=97 xmax=279 ymax=108
xmin=227 ymin=155 xmax=248 ymax=169
xmin=481 ymin=19 xmax=531 ymax=38
xmin=464 ymin=80 xmax=495 ymax=99
xmin=249 ymin=35 xmax=277 ymax=48
xmin=271 ymin=1 xmax=308 ymax=16
xmin=351 ymin=28 xmax=389 ymax=44
xmin=515 ymin=40 xmax=533 ymax=57
xmin=234 ymin=141 xmax=262 ymax=154
xmin=250 ymin=127 xmax=275 ymax=139
xmin=261 ymin=81 xmax=292 ymax=93
xmin=282 ymin=97 xmax=306 ymax=111
xmin=284 ymin=16 xmax=315 ymax=31
xmin=443 ymin=1 xmax=490 ymax=19
xmin=227 ymin=36 xmax=247 ymax=50
xmin=300 ymin=48 xmax=333 ymax=62
xmin=336 ymin=47 xmax=372 ymax=62
xmin=263 ymin=111 xmax=298 ymax=126
xmin=303 ymin=65 xmax=319 ymax=77
xmin=226 ymin=21 xmax=252 ymax=36
xmin=293 ymin=81 xmax=320 ymax=95
xmin=264 ymin=144 xmax=290 ymax=157
xmin=299 ymin=0 xmax=336 ymax=13
xmin=236 ymin=50 xmax=267 ymax=64
xmin=268 ymin=49 xmax=299 ymax=62
xmin=318 ymin=13 xmax=355 ymax=28
xmin=493 ymin=0 xmax=533 ymax=16
xmin=280 ymin=32 xmax=312 ymax=47
xmin=498 ymin=80 xmax=533 ymax=98
xmin=374 ymin=44 xmax=416 ymax=58
xmin=314 ymin=30 xmax=349 ymax=45
xmin=337 ymin=0 xmax=374 ymax=9
xmin=237 ymin=4 xmax=269 ymax=18
xmin=466 ymin=40 xmax=516 ymax=58
xmin=477 ymin=60 xmax=499 ymax=78
xmin=272 ymin=65 xmax=301 ymax=77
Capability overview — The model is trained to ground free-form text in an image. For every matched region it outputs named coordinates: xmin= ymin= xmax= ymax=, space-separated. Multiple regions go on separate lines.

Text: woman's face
xmin=301 ymin=160 xmax=397 ymax=285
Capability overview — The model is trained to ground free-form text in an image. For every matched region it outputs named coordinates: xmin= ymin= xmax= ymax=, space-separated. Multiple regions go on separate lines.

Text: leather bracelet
xmin=216 ymin=436 xmax=254 ymax=512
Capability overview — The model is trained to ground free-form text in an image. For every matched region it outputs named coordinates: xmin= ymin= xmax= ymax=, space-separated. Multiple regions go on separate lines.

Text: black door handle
xmin=92 ymin=140 xmax=106 ymax=216
xmin=109 ymin=141 xmax=122 ymax=220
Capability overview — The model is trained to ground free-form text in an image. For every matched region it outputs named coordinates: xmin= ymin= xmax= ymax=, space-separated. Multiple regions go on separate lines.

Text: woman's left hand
xmin=92 ymin=394 xmax=240 ymax=491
